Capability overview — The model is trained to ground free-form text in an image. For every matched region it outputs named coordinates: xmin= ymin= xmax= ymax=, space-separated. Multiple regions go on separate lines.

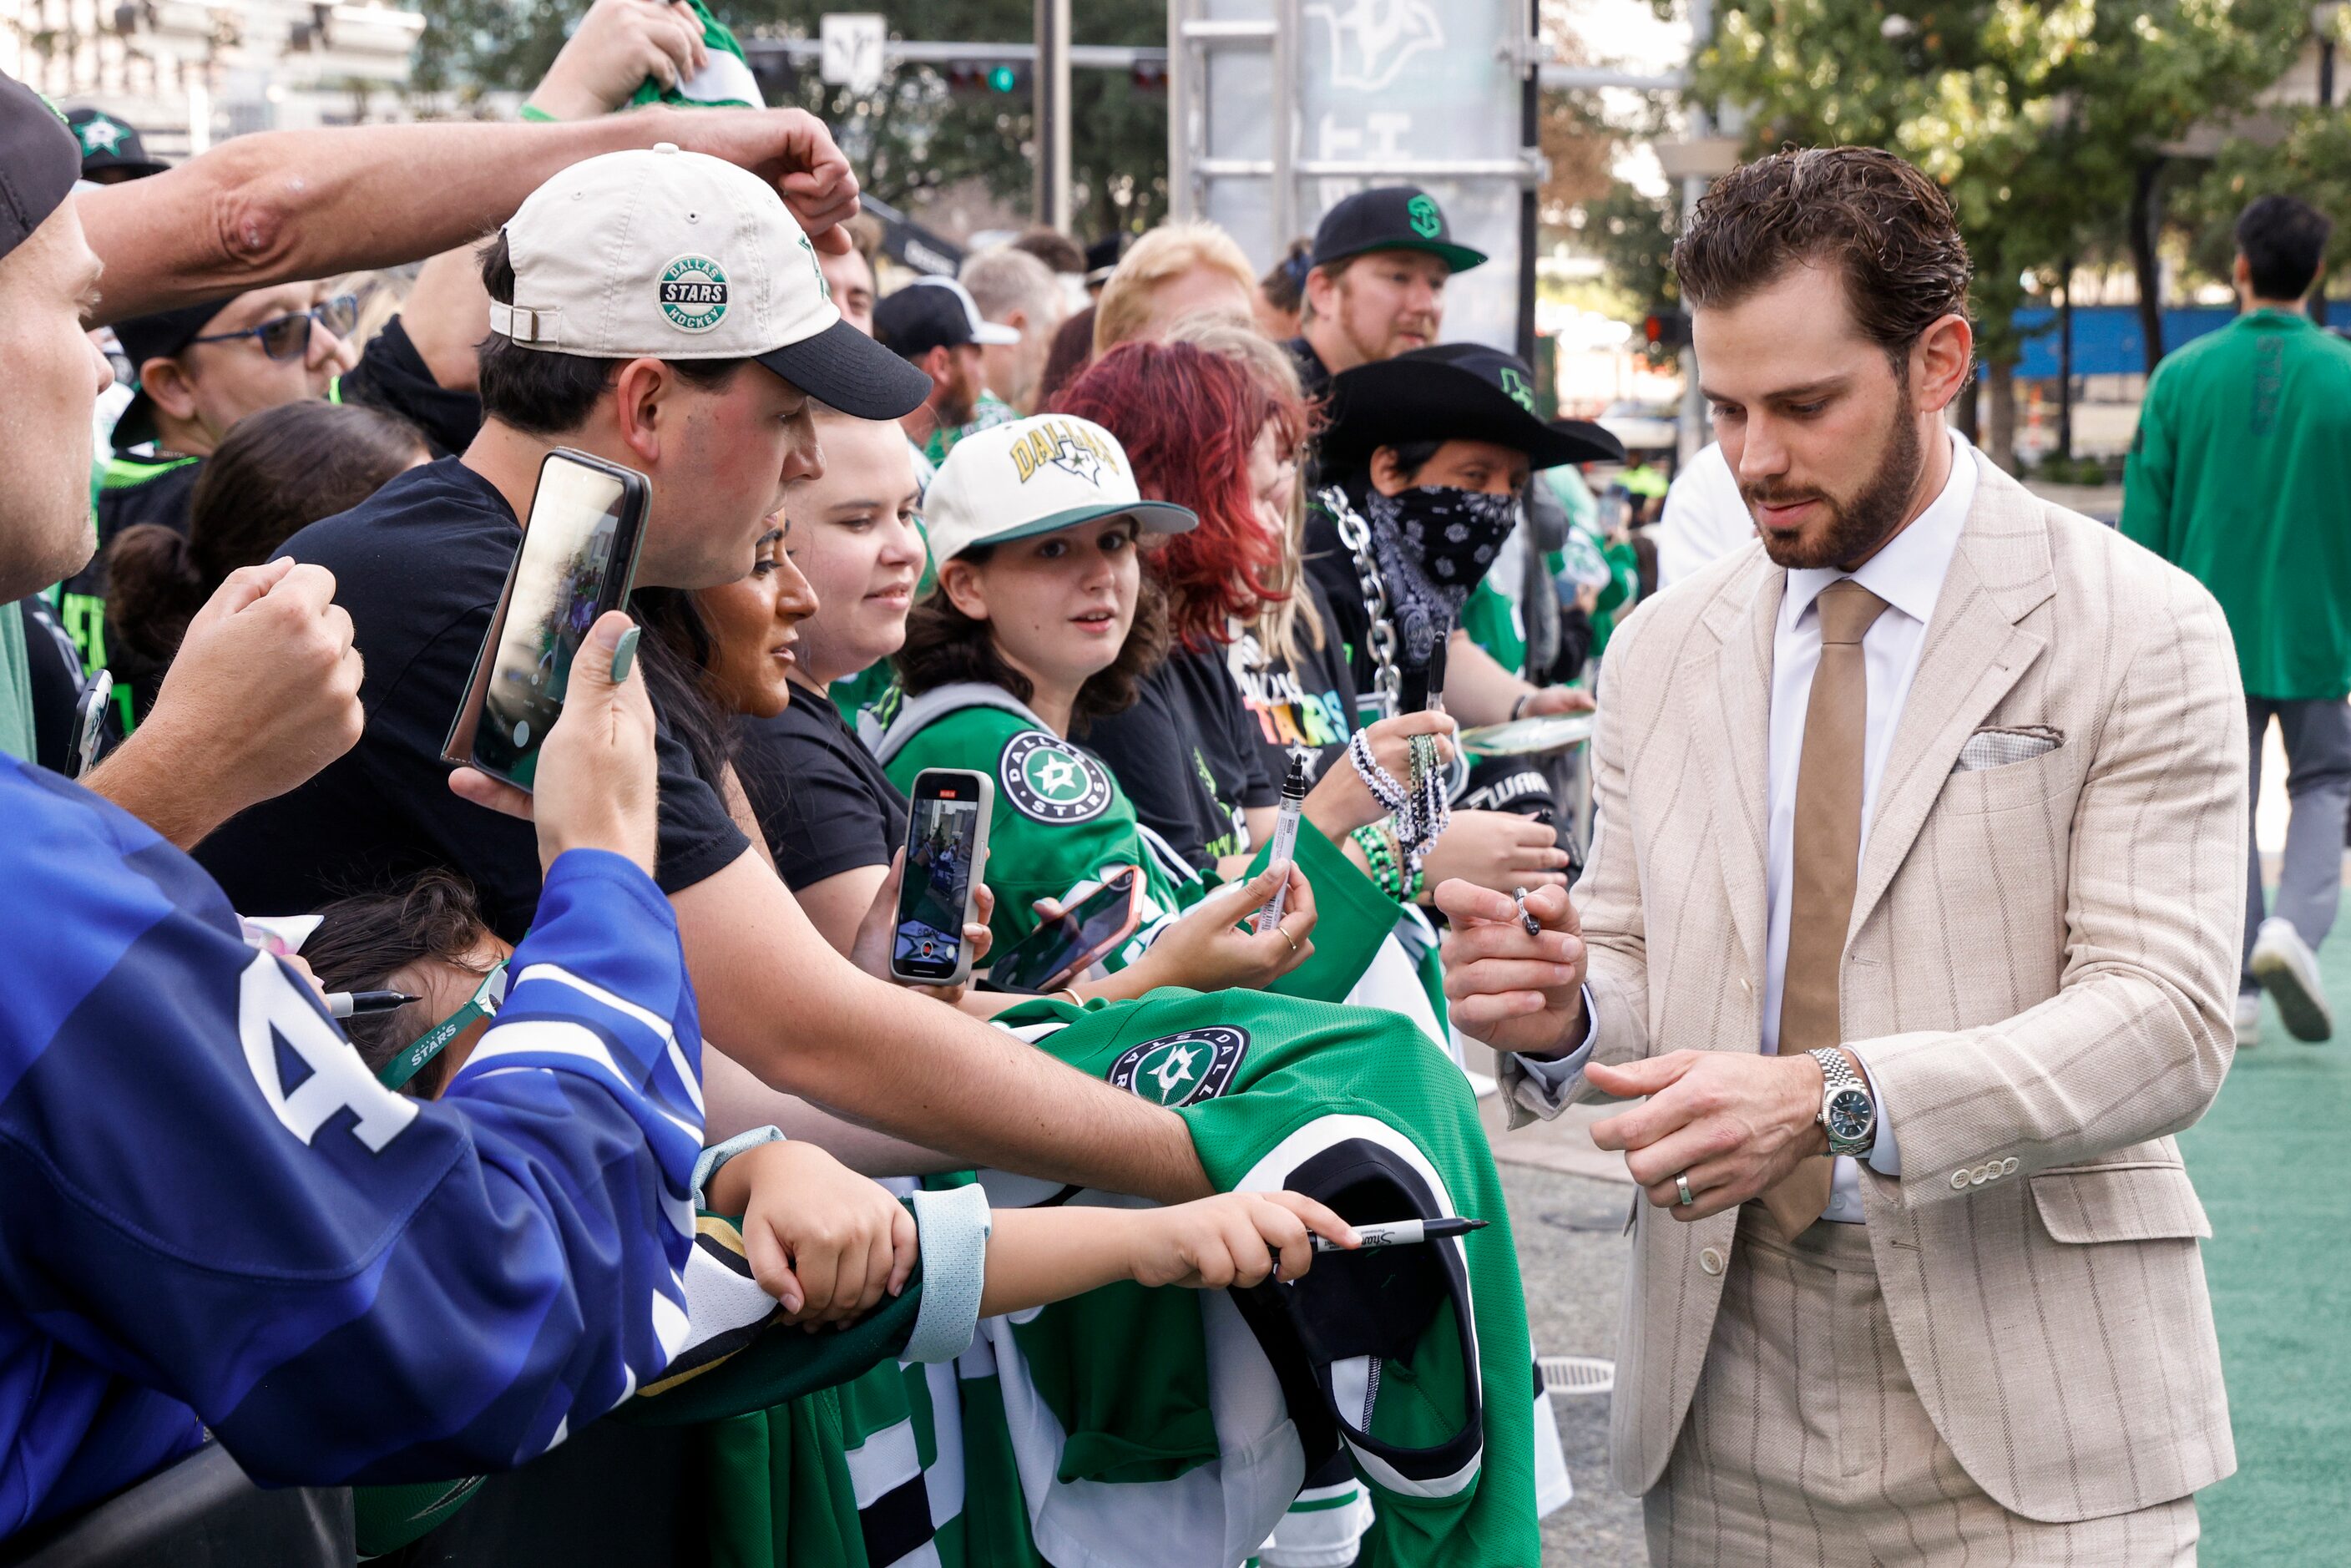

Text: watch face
xmin=1827 ymin=1087 xmax=1874 ymax=1143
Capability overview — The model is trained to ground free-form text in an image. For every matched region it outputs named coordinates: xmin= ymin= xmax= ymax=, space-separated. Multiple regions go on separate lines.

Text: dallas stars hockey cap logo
xmin=75 ymin=114 xmax=124 ymax=154
xmin=659 ymin=253 xmax=729 ymax=332
xmin=1000 ymin=730 xmax=1113 ymax=822
xmin=1109 ymin=1026 xmax=1249 ymax=1108
xmin=1009 ymin=417 xmax=1120 ymax=489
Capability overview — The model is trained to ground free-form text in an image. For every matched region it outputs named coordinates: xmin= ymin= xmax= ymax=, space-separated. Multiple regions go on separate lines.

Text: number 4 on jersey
xmin=238 ymin=953 xmax=419 ymax=1151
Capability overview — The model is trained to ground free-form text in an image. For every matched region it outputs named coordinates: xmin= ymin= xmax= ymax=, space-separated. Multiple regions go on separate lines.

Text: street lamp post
xmin=1034 ymin=0 xmax=1073 ymax=232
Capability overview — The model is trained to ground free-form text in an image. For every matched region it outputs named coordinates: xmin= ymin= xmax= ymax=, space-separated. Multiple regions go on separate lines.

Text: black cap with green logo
xmin=65 ymin=108 xmax=169 ymax=180
xmin=1321 ymin=342 xmax=1623 ymax=472
xmin=1308 ymin=185 xmax=1487 ymax=275
xmin=0 ymin=73 xmax=83 ymax=265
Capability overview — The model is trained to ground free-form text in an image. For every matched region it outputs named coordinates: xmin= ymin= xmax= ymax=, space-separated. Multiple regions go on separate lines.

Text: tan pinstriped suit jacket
xmin=1504 ymin=450 xmax=2245 ymax=1522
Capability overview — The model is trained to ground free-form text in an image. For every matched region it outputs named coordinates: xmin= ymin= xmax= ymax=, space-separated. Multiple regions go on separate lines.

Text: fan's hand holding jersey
xmin=0 ymin=758 xmax=705 ymax=1538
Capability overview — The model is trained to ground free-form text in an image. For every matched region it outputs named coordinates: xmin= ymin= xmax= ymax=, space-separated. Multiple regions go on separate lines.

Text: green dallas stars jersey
xmin=954 ymin=990 xmax=1543 ymax=1568
xmin=876 ymin=684 xmax=1402 ymax=1004
xmin=650 ymin=992 xmax=1544 ymax=1568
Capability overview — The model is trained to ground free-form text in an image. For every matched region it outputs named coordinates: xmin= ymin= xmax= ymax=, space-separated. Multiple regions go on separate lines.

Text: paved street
xmin=1507 ymin=1159 xmax=1646 ymax=1565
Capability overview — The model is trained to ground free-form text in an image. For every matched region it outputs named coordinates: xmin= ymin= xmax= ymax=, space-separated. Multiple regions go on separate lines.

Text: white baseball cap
xmin=490 ymin=143 xmax=932 ymax=421
xmin=923 ymin=413 xmax=1196 ymax=566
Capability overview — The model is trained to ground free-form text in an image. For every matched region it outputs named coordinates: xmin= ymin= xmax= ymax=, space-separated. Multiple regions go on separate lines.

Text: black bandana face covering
xmin=1363 ymin=485 xmax=1521 ymax=670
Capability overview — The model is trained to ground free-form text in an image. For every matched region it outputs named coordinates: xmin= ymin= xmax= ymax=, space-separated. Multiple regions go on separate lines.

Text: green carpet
xmin=2177 ymin=923 xmax=2351 ymax=1565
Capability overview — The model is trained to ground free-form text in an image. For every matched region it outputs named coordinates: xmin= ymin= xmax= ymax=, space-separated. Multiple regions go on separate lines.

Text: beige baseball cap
xmin=923 ymin=413 xmax=1195 ymax=566
xmin=490 ymin=142 xmax=931 ymax=421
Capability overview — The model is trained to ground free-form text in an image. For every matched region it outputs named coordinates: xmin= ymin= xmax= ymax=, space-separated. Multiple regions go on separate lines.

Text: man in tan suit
xmin=1441 ymin=148 xmax=2243 ymax=1563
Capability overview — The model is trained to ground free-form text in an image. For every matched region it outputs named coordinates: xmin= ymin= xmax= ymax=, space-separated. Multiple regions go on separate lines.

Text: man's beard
xmin=1746 ymin=391 xmax=1924 ymax=571
xmin=942 ymin=382 xmax=978 ymax=428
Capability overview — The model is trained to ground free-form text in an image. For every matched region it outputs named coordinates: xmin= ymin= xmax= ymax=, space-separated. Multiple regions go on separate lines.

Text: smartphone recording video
xmin=892 ymin=769 xmax=993 ymax=986
xmin=469 ymin=451 xmax=649 ymax=790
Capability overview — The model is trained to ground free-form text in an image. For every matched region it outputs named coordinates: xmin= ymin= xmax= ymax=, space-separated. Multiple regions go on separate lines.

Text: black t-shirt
xmin=1082 ymin=643 xmax=1275 ymax=872
xmin=736 ymin=690 xmax=908 ymax=893
xmin=1224 ymin=574 xmax=1363 ymax=787
xmin=193 ymin=456 xmax=749 ymax=938
xmin=341 ymin=315 xmax=485 ymax=459
xmin=55 ymin=453 xmax=205 ymax=736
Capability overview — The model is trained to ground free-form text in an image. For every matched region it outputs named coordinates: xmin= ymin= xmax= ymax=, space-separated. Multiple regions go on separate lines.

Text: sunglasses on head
xmin=190 ymin=293 xmax=361 ymax=362
xmin=377 ymin=960 xmax=508 ymax=1093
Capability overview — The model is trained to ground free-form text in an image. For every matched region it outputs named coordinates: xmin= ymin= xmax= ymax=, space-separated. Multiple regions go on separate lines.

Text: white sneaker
xmin=2250 ymin=918 xmax=2333 ymax=1042
xmin=2234 ymin=993 xmax=2263 ymax=1049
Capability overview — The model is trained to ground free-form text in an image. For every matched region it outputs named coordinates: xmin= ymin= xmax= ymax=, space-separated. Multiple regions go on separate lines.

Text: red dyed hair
xmin=1052 ymin=339 xmax=1300 ymax=650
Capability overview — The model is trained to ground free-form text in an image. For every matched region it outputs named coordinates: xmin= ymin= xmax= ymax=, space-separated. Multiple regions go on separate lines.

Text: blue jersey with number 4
xmin=0 ymin=757 xmax=705 ymax=1538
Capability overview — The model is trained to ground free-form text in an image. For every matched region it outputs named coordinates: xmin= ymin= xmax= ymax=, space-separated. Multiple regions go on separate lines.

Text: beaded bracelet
xmin=1350 ymin=819 xmax=1424 ymax=903
xmin=1352 ymin=821 xmax=1401 ymax=901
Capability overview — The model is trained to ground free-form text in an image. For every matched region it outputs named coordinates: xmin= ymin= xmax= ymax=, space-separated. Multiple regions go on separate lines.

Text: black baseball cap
xmin=0 ymin=73 xmax=82 ymax=266
xmin=1322 ymin=343 xmax=1624 ymax=473
xmin=65 ymin=108 xmax=169 ymax=180
xmin=1310 ymin=186 xmax=1487 ymax=275
xmin=109 ymin=296 xmax=235 ymax=448
xmin=872 ymin=276 xmax=1019 ymax=361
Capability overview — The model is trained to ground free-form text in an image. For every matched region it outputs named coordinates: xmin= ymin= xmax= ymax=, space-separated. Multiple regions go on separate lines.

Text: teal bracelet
xmin=519 ymin=103 xmax=558 ymax=123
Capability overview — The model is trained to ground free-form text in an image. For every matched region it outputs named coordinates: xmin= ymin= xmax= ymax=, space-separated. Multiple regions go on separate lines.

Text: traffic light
xmin=1642 ymin=310 xmax=1691 ymax=350
xmin=943 ymin=58 xmax=1025 ymax=94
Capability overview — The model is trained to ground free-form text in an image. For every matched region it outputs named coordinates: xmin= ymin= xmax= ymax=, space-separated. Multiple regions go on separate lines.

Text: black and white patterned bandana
xmin=1363 ymin=486 xmax=1520 ymax=672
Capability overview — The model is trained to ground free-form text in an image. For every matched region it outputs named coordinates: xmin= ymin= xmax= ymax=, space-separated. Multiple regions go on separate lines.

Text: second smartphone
xmin=891 ymin=768 xmax=993 ymax=986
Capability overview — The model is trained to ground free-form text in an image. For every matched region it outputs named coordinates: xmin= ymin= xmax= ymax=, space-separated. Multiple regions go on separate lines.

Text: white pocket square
xmin=1954 ymin=726 xmax=2062 ymax=772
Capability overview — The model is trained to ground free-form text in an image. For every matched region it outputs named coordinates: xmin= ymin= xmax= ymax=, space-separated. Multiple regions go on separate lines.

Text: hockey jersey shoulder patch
xmin=1108 ymin=1026 xmax=1248 ymax=1108
xmin=999 ymin=728 xmax=1114 ymax=823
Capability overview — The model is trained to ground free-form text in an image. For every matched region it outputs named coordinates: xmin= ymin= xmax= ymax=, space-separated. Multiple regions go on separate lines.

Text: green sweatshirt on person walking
xmin=2121 ymin=307 xmax=2351 ymax=701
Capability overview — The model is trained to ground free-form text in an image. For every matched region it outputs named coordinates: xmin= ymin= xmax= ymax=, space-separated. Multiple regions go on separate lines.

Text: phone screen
xmin=895 ymin=784 xmax=983 ymax=983
xmin=473 ymin=459 xmax=629 ymax=788
xmin=988 ymin=867 xmax=1141 ymax=994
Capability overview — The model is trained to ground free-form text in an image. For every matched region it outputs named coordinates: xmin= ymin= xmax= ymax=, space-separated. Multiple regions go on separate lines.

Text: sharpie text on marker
xmin=1311 ymin=1216 xmax=1487 ymax=1253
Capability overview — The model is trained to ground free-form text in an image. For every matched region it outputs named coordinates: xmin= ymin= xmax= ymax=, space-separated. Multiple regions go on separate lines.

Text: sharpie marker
xmin=328 ymin=990 xmax=422 ymax=1019
xmin=1253 ymin=757 xmax=1309 ymax=934
xmin=1512 ymin=886 xmax=1542 ymax=938
xmin=1312 ymin=1216 xmax=1486 ymax=1254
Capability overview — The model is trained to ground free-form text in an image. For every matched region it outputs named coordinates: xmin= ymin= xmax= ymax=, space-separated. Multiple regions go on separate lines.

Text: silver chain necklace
xmin=1322 ymin=485 xmax=1400 ymax=721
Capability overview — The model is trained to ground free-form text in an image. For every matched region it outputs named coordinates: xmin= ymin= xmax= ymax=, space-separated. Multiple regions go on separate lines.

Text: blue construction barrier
xmin=2006 ymin=302 xmax=2349 ymax=380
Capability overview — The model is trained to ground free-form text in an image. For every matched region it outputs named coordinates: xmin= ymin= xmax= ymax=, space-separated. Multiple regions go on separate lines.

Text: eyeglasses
xmin=377 ymin=960 xmax=508 ymax=1092
xmin=190 ymin=293 xmax=360 ymax=362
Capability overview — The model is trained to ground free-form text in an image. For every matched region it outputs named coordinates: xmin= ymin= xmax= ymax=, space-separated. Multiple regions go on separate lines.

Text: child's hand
xmin=719 ymin=1141 xmax=918 ymax=1326
xmin=1127 ymin=1191 xmax=1358 ymax=1290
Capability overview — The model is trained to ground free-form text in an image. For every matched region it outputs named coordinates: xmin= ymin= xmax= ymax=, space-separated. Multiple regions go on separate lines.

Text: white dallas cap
xmin=923 ymin=412 xmax=1196 ymax=567
xmin=491 ymin=142 xmax=931 ymax=421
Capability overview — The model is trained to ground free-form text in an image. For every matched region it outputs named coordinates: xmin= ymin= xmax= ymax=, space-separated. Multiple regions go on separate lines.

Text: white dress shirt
xmin=1517 ymin=431 xmax=1978 ymax=1223
xmin=1656 ymin=442 xmax=1756 ymax=590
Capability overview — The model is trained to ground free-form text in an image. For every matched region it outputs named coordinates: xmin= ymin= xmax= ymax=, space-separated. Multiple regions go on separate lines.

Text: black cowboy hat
xmin=1320 ymin=343 xmax=1624 ymax=473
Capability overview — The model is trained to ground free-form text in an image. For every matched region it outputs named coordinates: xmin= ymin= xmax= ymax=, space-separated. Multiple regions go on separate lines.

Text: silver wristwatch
xmin=1807 ymin=1047 xmax=1875 ymax=1157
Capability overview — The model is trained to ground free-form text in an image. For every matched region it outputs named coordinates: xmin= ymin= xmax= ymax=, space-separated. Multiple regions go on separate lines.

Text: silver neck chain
xmin=1322 ymin=485 xmax=1399 ymax=721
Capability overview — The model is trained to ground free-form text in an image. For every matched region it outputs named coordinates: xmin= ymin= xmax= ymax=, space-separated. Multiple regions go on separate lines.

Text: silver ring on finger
xmin=1675 ymin=1171 xmax=1696 ymax=1207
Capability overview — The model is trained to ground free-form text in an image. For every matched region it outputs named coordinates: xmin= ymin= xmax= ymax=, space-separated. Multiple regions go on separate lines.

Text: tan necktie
xmin=1759 ymin=579 xmax=1888 ymax=1238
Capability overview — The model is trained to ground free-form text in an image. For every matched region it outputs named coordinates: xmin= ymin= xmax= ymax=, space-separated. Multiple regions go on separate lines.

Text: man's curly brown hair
xmin=1672 ymin=146 xmax=1973 ymax=375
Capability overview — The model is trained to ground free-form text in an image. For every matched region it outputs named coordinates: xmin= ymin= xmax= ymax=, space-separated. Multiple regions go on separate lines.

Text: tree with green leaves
xmin=409 ymin=0 xmax=1170 ymax=240
xmin=1690 ymin=0 xmax=2308 ymax=464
